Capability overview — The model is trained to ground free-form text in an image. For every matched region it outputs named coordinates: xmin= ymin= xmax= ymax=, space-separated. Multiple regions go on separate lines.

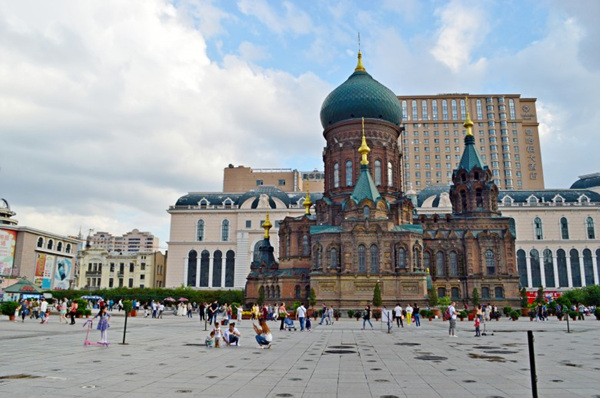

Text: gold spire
xmin=303 ymin=190 xmax=312 ymax=215
xmin=355 ymin=33 xmax=365 ymax=72
xmin=464 ymin=96 xmax=474 ymax=136
xmin=262 ymin=212 xmax=272 ymax=239
xmin=358 ymin=117 xmax=370 ymax=165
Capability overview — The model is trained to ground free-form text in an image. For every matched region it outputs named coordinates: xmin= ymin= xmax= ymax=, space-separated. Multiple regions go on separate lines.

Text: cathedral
xmin=245 ymin=52 xmax=520 ymax=308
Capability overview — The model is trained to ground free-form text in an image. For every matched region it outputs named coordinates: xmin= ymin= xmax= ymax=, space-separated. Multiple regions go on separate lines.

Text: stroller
xmin=284 ymin=317 xmax=297 ymax=331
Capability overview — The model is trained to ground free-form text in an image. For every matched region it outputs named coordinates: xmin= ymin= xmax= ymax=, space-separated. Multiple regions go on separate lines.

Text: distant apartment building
xmin=223 ymin=165 xmax=324 ymax=193
xmin=397 ymin=94 xmax=544 ymax=192
xmin=89 ymin=229 xmax=159 ymax=253
xmin=75 ymin=248 xmax=166 ymax=290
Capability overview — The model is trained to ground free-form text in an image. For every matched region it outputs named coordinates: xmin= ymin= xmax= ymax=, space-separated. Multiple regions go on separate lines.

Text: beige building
xmin=223 ymin=165 xmax=324 ymax=193
xmin=166 ymin=186 xmax=319 ymax=289
xmin=398 ymin=94 xmax=544 ymax=192
xmin=75 ymin=248 xmax=166 ymax=290
xmin=0 ymin=225 xmax=81 ymax=290
xmin=89 ymin=229 xmax=159 ymax=253
xmin=416 ymin=173 xmax=600 ymax=295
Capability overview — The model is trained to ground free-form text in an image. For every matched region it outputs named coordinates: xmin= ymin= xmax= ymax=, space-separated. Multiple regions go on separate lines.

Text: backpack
xmin=443 ymin=308 xmax=451 ymax=321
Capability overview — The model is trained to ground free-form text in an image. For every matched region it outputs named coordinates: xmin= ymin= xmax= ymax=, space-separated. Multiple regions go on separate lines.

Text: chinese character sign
xmin=0 ymin=229 xmax=17 ymax=276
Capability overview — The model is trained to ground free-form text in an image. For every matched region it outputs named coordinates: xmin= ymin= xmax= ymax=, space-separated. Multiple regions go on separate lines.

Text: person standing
xmin=59 ymin=299 xmax=68 ymax=324
xmin=405 ymin=303 xmax=413 ymax=326
xmin=278 ymin=303 xmax=288 ymax=331
xmin=413 ymin=303 xmax=421 ymax=328
xmin=69 ymin=300 xmax=78 ymax=325
xmin=158 ymin=302 xmax=164 ymax=319
xmin=394 ymin=303 xmax=404 ymax=328
xmin=296 ymin=303 xmax=307 ymax=331
xmin=199 ymin=302 xmax=206 ymax=321
xmin=39 ymin=298 xmax=48 ymax=324
xmin=327 ymin=306 xmax=334 ymax=325
xmin=448 ymin=301 xmax=458 ymax=337
xmin=210 ymin=301 xmax=219 ymax=325
xmin=236 ymin=304 xmax=243 ymax=324
xmin=361 ymin=305 xmax=373 ymax=330
xmin=94 ymin=306 xmax=111 ymax=344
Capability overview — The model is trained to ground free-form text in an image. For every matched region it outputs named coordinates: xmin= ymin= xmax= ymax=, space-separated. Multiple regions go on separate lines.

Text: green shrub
xmin=594 ymin=308 xmax=600 ymax=318
xmin=372 ymin=309 xmax=381 ymax=319
xmin=568 ymin=310 xmax=578 ymax=320
xmin=459 ymin=310 xmax=468 ymax=319
xmin=509 ymin=310 xmax=520 ymax=320
xmin=1 ymin=301 xmax=20 ymax=316
xmin=503 ymin=306 xmax=513 ymax=316
xmin=122 ymin=300 xmax=133 ymax=313
xmin=420 ymin=309 xmax=428 ymax=317
xmin=347 ymin=310 xmax=355 ymax=318
xmin=438 ymin=296 xmax=451 ymax=306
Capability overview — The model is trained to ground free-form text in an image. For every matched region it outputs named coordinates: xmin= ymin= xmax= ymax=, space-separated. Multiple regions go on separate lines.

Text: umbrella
xmin=164 ymin=297 xmax=175 ymax=301
xmin=178 ymin=297 xmax=188 ymax=302
xmin=81 ymin=295 xmax=103 ymax=300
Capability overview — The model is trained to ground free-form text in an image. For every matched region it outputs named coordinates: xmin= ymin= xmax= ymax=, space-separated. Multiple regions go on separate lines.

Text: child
xmin=205 ymin=331 xmax=215 ymax=347
xmin=213 ymin=323 xmax=223 ymax=348
xmin=474 ymin=317 xmax=481 ymax=337
xmin=306 ymin=317 xmax=312 ymax=332
xmin=93 ymin=306 xmax=111 ymax=344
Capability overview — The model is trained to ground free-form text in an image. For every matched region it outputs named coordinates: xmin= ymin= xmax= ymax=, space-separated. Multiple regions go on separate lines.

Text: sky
xmin=1 ymin=0 xmax=599 ymax=250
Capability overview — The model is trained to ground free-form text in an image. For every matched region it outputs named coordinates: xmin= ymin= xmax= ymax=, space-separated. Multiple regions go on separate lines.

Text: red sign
xmin=526 ymin=290 xmax=562 ymax=304
xmin=21 ymin=285 xmax=35 ymax=292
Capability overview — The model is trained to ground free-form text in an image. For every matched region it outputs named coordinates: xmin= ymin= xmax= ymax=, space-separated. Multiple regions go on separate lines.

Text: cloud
xmin=430 ymin=0 xmax=489 ymax=72
xmin=237 ymin=0 xmax=313 ymax=36
xmin=0 ymin=0 xmax=329 ymax=247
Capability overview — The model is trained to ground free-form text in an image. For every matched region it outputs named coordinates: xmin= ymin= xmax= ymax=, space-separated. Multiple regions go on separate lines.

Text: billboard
xmin=0 ymin=229 xmax=17 ymax=276
xmin=53 ymin=257 xmax=72 ymax=290
xmin=35 ymin=253 xmax=55 ymax=289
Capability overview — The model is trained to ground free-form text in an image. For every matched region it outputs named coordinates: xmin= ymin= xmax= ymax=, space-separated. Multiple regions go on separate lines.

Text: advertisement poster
xmin=54 ymin=257 xmax=72 ymax=290
xmin=43 ymin=255 xmax=55 ymax=289
xmin=35 ymin=253 xmax=46 ymax=286
xmin=0 ymin=229 xmax=17 ymax=276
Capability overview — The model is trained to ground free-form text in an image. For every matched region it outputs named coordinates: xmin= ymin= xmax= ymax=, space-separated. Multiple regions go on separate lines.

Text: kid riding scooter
xmin=83 ymin=320 xmax=109 ymax=347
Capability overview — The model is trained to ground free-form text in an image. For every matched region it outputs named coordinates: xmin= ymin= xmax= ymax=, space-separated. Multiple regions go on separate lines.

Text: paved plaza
xmin=0 ymin=312 xmax=599 ymax=397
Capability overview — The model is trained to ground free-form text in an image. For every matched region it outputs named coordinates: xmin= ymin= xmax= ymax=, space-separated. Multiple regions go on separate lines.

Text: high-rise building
xmin=89 ymin=229 xmax=159 ymax=253
xmin=397 ymin=94 xmax=544 ymax=191
xmin=223 ymin=165 xmax=324 ymax=193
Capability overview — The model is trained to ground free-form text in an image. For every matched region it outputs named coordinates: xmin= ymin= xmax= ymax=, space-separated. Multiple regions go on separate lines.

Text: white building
xmin=165 ymin=186 xmax=319 ymax=289
xmin=89 ymin=229 xmax=159 ymax=253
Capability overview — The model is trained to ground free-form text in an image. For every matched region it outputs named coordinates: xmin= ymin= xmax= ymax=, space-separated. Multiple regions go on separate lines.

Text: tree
xmin=257 ymin=286 xmax=264 ymax=306
xmin=308 ymin=288 xmax=317 ymax=308
xmin=520 ymin=287 xmax=528 ymax=308
xmin=427 ymin=286 xmax=438 ymax=307
xmin=372 ymin=282 xmax=382 ymax=307
xmin=471 ymin=287 xmax=480 ymax=307
xmin=536 ymin=286 xmax=545 ymax=304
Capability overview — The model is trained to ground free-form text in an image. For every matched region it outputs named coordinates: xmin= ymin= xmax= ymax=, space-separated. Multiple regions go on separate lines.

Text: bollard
xmin=527 ymin=331 xmax=538 ymax=398
xmin=121 ymin=312 xmax=129 ymax=345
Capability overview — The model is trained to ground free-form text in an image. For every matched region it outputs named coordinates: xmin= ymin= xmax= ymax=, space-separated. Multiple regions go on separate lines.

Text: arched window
xmin=221 ymin=220 xmax=229 ymax=242
xmin=370 ymin=245 xmax=379 ymax=273
xmin=65 ymin=243 xmax=71 ymax=254
xmin=485 ymin=250 xmax=495 ymax=275
xmin=363 ymin=206 xmax=370 ymax=219
xmin=276 ymin=285 xmax=281 ymax=299
xmin=374 ymin=160 xmax=382 ymax=186
xmin=47 ymin=239 xmax=53 ymax=250
xmin=460 ymin=190 xmax=467 ymax=213
xmin=543 ymin=249 xmax=555 ymax=288
xmin=557 ymin=249 xmax=568 ymax=287
xmin=187 ymin=250 xmax=197 ymax=287
xmin=225 ymin=250 xmax=235 ymax=287
xmin=253 ymin=240 xmax=264 ymax=262
xmin=451 ymin=287 xmax=460 ymax=299
xmin=200 ymin=250 xmax=210 ymax=287
xmin=597 ymin=249 xmax=600 ymax=283
xmin=387 ymin=162 xmax=393 ymax=186
xmin=314 ymin=245 xmax=322 ymax=269
xmin=213 ymin=250 xmax=222 ymax=287
xmin=402 ymin=100 xmax=408 ymax=120
xmin=397 ymin=247 xmax=406 ymax=269
xmin=295 ymin=285 xmax=301 ymax=299
xmin=449 ymin=251 xmax=458 ymax=276
xmin=570 ymin=248 xmax=581 ymax=287
xmin=534 ymin=217 xmax=543 ymax=240
xmin=302 ymin=235 xmax=309 ymax=256
xmin=413 ymin=245 xmax=421 ymax=269
xmin=330 ymin=248 xmax=338 ymax=269
xmin=197 ymin=220 xmax=205 ymax=241
xmin=530 ymin=249 xmax=541 ymax=287
xmin=482 ymin=287 xmax=490 ymax=298
xmin=285 ymin=234 xmax=290 ymax=257
xmin=57 ymin=242 xmax=63 ymax=252
xmin=37 ymin=237 xmax=43 ymax=248
xmin=423 ymin=251 xmax=431 ymax=272
xmin=333 ymin=163 xmax=340 ymax=188
xmin=358 ymin=245 xmax=366 ymax=272
xmin=517 ymin=249 xmax=527 ymax=288
xmin=560 ymin=217 xmax=569 ymax=240
xmin=586 ymin=217 xmax=595 ymax=239
xmin=436 ymin=251 xmax=445 ymax=276
xmin=494 ymin=287 xmax=504 ymax=298
xmin=583 ymin=249 xmax=594 ymax=286
xmin=345 ymin=161 xmax=353 ymax=187
xmin=475 ymin=188 xmax=483 ymax=209
xmin=437 ymin=287 xmax=446 ymax=298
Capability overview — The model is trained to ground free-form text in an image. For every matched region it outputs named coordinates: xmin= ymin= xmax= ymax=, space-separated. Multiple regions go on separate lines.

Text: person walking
xmin=69 ymin=300 xmax=78 ymax=325
xmin=59 ymin=299 xmax=68 ymax=324
xmin=319 ymin=303 xmax=328 ymax=325
xmin=405 ymin=303 xmax=413 ymax=325
xmin=394 ymin=303 xmax=404 ymax=328
xmin=413 ymin=303 xmax=421 ymax=328
xmin=278 ymin=303 xmax=288 ymax=331
xmin=362 ymin=305 xmax=373 ymax=330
